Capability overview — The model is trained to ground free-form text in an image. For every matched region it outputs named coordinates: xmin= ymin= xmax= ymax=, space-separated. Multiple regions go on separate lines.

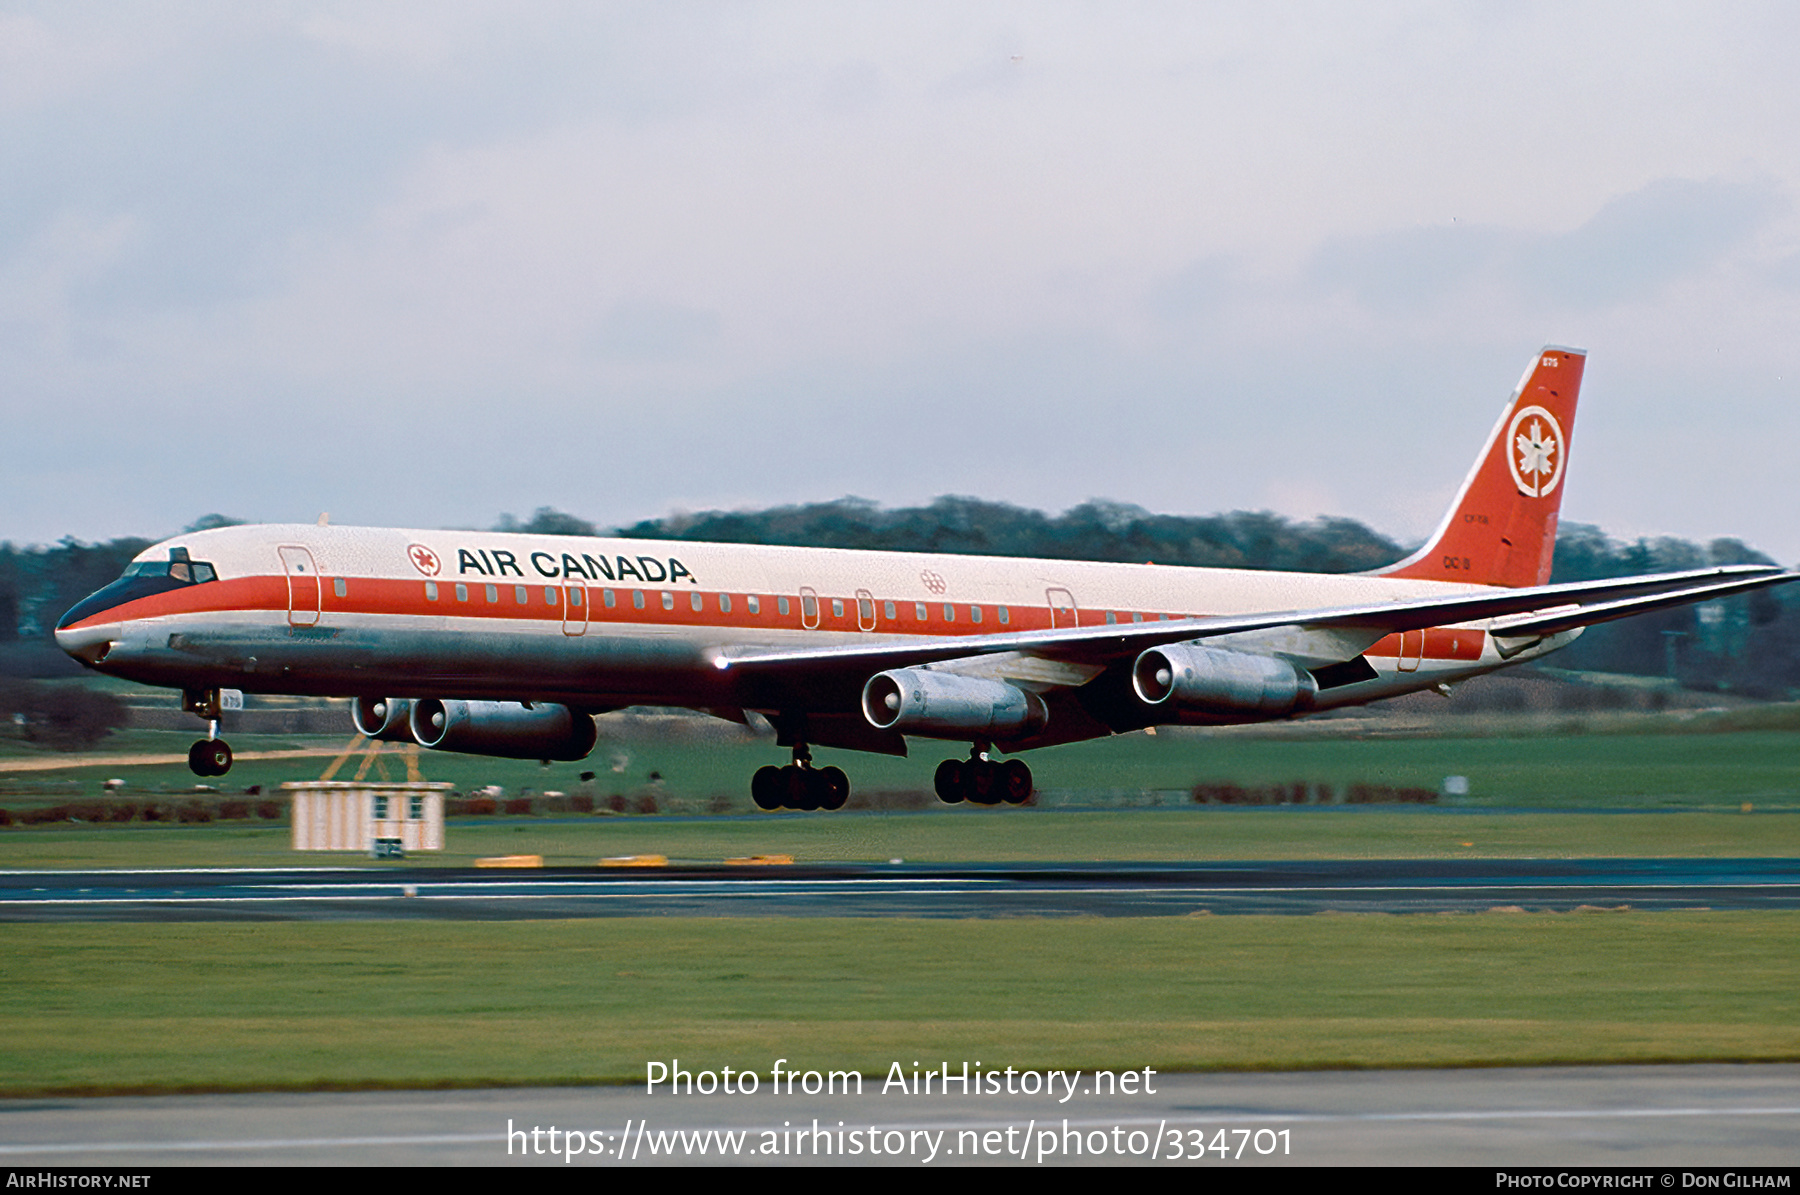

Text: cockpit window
xmin=122 ymin=551 xmax=218 ymax=585
xmin=57 ymin=548 xmax=220 ymax=630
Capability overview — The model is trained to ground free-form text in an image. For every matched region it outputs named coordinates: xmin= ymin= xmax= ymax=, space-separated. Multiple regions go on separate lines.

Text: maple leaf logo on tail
xmin=1371 ymin=345 xmax=1584 ymax=588
xmin=1517 ymin=419 xmax=1555 ymax=479
xmin=1506 ymin=406 xmax=1565 ymax=498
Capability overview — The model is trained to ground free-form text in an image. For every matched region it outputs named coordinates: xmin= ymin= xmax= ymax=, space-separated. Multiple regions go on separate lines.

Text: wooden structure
xmin=284 ymin=781 xmax=450 ymax=855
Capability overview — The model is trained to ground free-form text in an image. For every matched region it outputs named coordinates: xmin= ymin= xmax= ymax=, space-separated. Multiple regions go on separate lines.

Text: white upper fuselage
xmin=56 ymin=522 xmax=1534 ymax=729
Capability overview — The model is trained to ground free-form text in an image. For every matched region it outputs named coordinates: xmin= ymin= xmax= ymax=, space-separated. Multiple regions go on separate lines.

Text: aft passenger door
xmin=278 ymin=546 xmax=321 ymax=628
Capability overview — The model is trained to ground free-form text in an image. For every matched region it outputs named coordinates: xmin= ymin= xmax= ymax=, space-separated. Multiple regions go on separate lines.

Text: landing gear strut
xmin=183 ymin=688 xmax=233 ymax=778
xmin=934 ymin=745 xmax=1032 ymax=806
xmin=751 ymin=742 xmax=849 ymax=812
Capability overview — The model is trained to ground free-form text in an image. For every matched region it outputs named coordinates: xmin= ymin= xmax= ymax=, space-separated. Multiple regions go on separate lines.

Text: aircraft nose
xmin=55 ymin=621 xmax=118 ymax=666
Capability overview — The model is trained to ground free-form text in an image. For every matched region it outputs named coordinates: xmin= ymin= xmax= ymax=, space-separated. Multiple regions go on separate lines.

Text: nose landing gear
xmin=750 ymin=742 xmax=849 ymax=812
xmin=182 ymin=688 xmax=234 ymax=778
xmin=187 ymin=737 xmax=233 ymax=778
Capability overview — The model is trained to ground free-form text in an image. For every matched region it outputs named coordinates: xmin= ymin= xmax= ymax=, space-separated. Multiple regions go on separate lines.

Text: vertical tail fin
xmin=1376 ymin=346 xmax=1585 ymax=588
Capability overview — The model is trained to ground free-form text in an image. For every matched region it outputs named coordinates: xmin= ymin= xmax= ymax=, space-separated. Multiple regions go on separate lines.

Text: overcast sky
xmin=5 ymin=3 xmax=1799 ymax=561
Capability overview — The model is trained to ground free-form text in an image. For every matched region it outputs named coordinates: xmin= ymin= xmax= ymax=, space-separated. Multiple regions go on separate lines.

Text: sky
xmin=4 ymin=2 xmax=1799 ymax=561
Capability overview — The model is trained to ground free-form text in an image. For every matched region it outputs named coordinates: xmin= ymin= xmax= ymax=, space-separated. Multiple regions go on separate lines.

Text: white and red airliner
xmin=55 ymin=347 xmax=1794 ymax=809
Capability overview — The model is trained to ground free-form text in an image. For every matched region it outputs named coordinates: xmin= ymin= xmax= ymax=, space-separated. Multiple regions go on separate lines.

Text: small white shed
xmin=284 ymin=781 xmax=450 ymax=855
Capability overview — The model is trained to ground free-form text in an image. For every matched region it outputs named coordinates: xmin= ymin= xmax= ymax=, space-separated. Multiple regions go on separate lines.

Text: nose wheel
xmin=188 ymin=737 xmax=233 ymax=777
xmin=181 ymin=689 xmax=234 ymax=777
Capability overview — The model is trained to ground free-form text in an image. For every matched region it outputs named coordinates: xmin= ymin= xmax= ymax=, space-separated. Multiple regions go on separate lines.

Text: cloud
xmin=1146 ymin=255 xmax=1241 ymax=319
xmin=1527 ymin=177 xmax=1786 ymax=306
xmin=590 ymin=300 xmax=722 ymax=361
xmin=1309 ymin=177 xmax=1787 ymax=313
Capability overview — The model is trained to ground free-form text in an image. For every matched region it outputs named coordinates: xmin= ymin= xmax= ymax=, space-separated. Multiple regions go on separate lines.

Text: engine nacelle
xmin=1131 ymin=644 xmax=1316 ymax=722
xmin=351 ymin=697 xmax=415 ymax=742
xmin=862 ymin=669 xmax=1048 ymax=739
xmin=409 ymin=699 xmax=598 ymax=761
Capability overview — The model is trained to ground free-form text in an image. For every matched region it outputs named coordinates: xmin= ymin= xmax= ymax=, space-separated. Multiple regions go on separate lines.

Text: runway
xmin=1 ymin=1065 xmax=1795 ymax=1166
xmin=3 ymin=857 xmax=1797 ymax=920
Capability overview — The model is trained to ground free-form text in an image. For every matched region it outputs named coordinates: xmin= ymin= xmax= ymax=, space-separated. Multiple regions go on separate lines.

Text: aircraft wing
xmin=712 ymin=565 xmax=1796 ymax=692
xmin=1484 ymin=571 xmax=1793 ymax=638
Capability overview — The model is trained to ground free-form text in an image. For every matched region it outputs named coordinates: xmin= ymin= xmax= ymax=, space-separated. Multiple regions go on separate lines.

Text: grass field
xmin=4 ymin=914 xmax=1796 ymax=1096
xmin=5 ymin=718 xmax=1800 ymax=813
xmin=4 ymin=711 xmax=1796 ymax=1095
xmin=1 ymin=809 xmax=1798 ymax=869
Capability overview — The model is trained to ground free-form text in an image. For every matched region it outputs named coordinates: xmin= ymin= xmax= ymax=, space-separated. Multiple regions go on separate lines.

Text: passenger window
xmin=943 ymin=604 xmax=955 ymax=622
xmin=662 ymin=591 xmax=674 ymax=610
xmin=425 ymin=581 xmax=438 ymax=601
xmin=690 ymin=592 xmax=703 ymax=612
xmin=801 ymin=594 xmax=817 ymax=620
xmin=604 ymin=589 xmax=616 ymax=608
xmin=485 ymin=584 xmax=498 ymax=603
xmin=884 ymin=600 xmax=896 ymax=620
xmin=831 ymin=598 xmax=844 ymax=618
xmin=971 ymin=606 xmax=983 ymax=624
xmin=455 ymin=583 xmax=468 ymax=602
xmin=1132 ymin=612 xmax=1143 ymax=622
xmin=916 ymin=603 xmax=927 ymax=620
xmin=1106 ymin=611 xmax=1117 ymax=625
xmin=633 ymin=590 xmax=645 ymax=609
xmin=778 ymin=596 xmax=790 ymax=616
xmin=570 ymin=587 xmax=583 ymax=607
xmin=720 ymin=594 xmax=732 ymax=613
xmin=544 ymin=587 xmax=557 ymax=604
xmin=998 ymin=605 xmax=1009 ymax=624
xmin=334 ymin=578 xmax=348 ymax=598
xmin=515 ymin=586 xmax=528 ymax=604
xmin=747 ymin=595 xmax=760 ymax=614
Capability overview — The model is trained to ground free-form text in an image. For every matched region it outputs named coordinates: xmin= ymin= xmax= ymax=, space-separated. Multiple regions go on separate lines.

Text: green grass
xmin=2 ymin=809 xmax=1799 ymax=869
xmin=6 ymin=710 xmax=1796 ymax=1097
xmin=6 ymin=720 xmax=1800 ymax=811
xmin=4 ymin=914 xmax=1796 ymax=1095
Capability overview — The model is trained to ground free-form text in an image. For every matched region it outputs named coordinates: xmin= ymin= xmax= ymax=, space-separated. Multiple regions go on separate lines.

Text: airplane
xmin=54 ymin=346 xmax=1796 ymax=810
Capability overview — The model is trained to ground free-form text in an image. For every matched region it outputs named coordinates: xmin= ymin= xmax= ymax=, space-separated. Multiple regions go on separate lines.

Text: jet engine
xmin=407 ymin=698 xmax=598 ymax=761
xmin=1131 ymin=643 xmax=1316 ymax=722
xmin=861 ymin=669 xmax=1047 ymax=739
xmin=350 ymin=697 xmax=415 ymax=742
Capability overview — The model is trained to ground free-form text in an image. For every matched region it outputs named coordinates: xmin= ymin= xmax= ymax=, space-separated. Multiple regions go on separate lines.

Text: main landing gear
xmin=183 ymin=688 xmax=234 ymax=778
xmin=934 ymin=747 xmax=1032 ymax=806
xmin=751 ymin=743 xmax=848 ymax=812
xmin=746 ymin=740 xmax=1033 ymax=813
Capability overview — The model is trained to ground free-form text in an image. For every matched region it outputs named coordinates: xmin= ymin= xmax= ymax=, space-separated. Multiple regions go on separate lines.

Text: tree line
xmin=3 ymin=502 xmax=1795 ymax=698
